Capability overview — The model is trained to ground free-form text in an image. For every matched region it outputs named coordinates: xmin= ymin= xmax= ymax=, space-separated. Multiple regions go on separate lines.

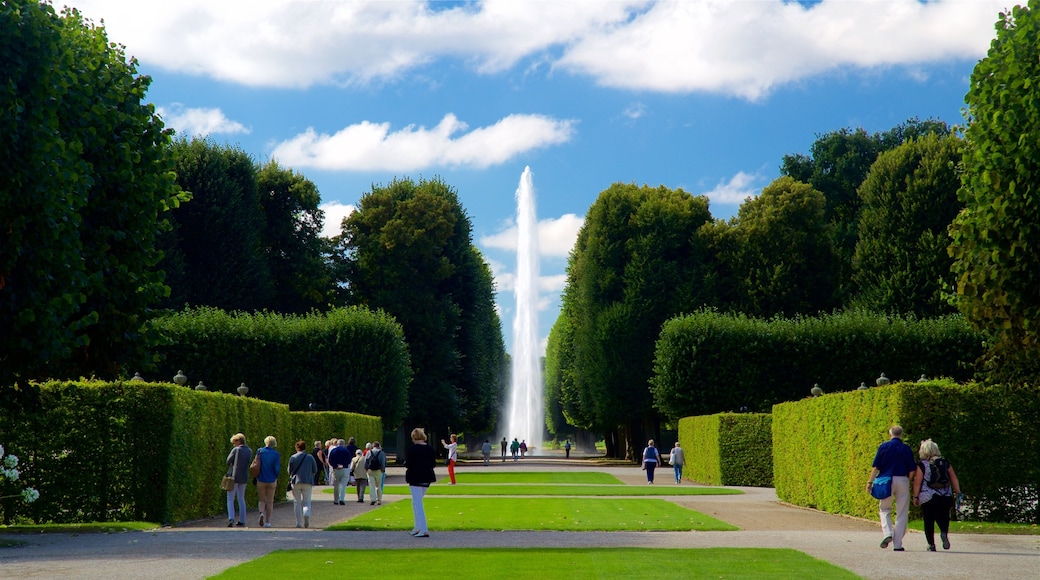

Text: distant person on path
xmin=225 ymin=433 xmax=252 ymax=527
xmin=350 ymin=449 xmax=368 ymax=503
xmin=913 ymin=439 xmax=961 ymax=551
xmin=367 ymin=441 xmax=386 ymax=505
xmin=481 ymin=440 xmax=492 ymax=466
xmin=564 ymin=440 xmax=571 ymax=459
xmin=328 ymin=439 xmax=351 ymax=505
xmin=312 ymin=440 xmax=327 ymax=485
xmin=501 ymin=437 xmax=508 ymax=462
xmin=669 ymin=442 xmax=685 ymax=484
xmin=642 ymin=439 xmax=661 ymax=484
xmin=289 ymin=440 xmax=317 ymax=528
xmin=256 ymin=436 xmax=281 ymax=528
xmin=405 ymin=427 xmax=437 ymax=538
xmin=441 ymin=434 xmax=458 ymax=484
xmin=867 ymin=425 xmax=917 ymax=551
xmin=510 ymin=438 xmax=520 ymax=461
xmin=325 ymin=439 xmax=336 ymax=487
xmin=519 ymin=440 xmax=527 ymax=458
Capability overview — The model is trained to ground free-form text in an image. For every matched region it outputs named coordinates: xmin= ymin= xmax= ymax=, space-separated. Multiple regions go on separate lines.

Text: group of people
xmin=641 ymin=439 xmax=686 ymax=484
xmin=868 ymin=425 xmax=963 ymax=552
xmin=498 ymin=437 xmax=528 ymax=461
xmin=323 ymin=437 xmax=387 ymax=506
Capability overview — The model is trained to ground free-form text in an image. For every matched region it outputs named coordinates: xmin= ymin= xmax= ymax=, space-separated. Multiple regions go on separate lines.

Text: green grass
xmin=379 ymin=484 xmax=739 ymax=496
xmin=0 ymin=521 xmax=159 ymax=534
xmin=908 ymin=519 xmax=1040 ymax=535
xmin=453 ymin=471 xmax=624 ymax=484
xmin=328 ymin=497 xmax=738 ymax=531
xmin=210 ymin=548 xmax=860 ymax=579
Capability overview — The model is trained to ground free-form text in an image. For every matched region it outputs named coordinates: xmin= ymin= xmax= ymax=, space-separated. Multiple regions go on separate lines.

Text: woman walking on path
xmin=312 ymin=440 xmax=327 ymax=485
xmin=289 ymin=440 xmax=317 ymax=528
xmin=350 ymin=449 xmax=368 ymax=503
xmin=225 ymin=433 xmax=252 ymax=527
xmin=405 ymin=427 xmax=437 ymax=538
xmin=441 ymin=434 xmax=458 ymax=484
xmin=913 ymin=439 xmax=961 ymax=551
xmin=256 ymin=436 xmax=281 ymax=528
xmin=642 ymin=439 xmax=661 ymax=484
xmin=669 ymin=442 xmax=685 ymax=484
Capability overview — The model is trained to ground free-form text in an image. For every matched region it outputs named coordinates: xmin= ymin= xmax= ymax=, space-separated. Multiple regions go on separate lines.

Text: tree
xmin=853 ymin=133 xmax=963 ymax=317
xmin=160 ymin=138 xmax=273 ymax=312
xmin=0 ymin=2 xmax=185 ymax=387
xmin=949 ymin=1 xmax=1040 ymax=383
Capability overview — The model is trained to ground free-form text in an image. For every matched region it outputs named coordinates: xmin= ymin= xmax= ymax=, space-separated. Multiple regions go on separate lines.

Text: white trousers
xmin=878 ymin=475 xmax=911 ymax=548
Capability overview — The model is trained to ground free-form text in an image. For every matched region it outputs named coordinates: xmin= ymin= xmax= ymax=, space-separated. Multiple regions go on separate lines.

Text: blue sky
xmin=66 ymin=0 xmax=1004 ymax=356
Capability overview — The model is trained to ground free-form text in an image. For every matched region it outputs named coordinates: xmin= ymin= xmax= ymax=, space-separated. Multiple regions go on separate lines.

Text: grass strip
xmin=450 ymin=472 xmax=624 ymax=484
xmin=328 ymin=497 xmax=738 ymax=531
xmin=210 ymin=547 xmax=860 ymax=579
xmin=0 ymin=521 xmax=159 ymax=534
xmin=907 ymin=519 xmax=1040 ymax=535
xmin=378 ymin=484 xmax=740 ymax=496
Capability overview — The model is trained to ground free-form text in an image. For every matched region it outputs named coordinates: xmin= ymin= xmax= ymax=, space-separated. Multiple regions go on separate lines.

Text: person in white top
xmin=669 ymin=442 xmax=686 ymax=484
xmin=441 ymin=434 xmax=458 ymax=485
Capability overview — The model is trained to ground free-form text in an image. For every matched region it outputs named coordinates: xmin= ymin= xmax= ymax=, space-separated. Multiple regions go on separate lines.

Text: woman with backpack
xmin=912 ymin=439 xmax=962 ymax=551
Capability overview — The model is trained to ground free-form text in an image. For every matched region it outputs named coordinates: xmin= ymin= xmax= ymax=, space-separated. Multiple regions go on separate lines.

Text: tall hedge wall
xmin=148 ymin=306 xmax=410 ymax=429
xmin=773 ymin=380 xmax=1039 ymax=523
xmin=678 ymin=413 xmax=772 ymax=487
xmin=0 ymin=380 xmax=380 ymax=525
xmin=652 ymin=310 xmax=981 ymax=420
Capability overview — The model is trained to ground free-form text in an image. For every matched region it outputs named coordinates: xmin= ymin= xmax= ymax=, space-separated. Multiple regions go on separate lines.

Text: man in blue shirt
xmin=867 ymin=425 xmax=917 ymax=551
xmin=327 ymin=439 xmax=352 ymax=506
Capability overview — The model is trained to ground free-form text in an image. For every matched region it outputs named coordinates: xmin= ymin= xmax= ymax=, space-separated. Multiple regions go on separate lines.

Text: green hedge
xmin=678 ymin=413 xmax=772 ymax=487
xmin=0 ymin=380 xmax=380 ymax=525
xmin=148 ymin=306 xmax=410 ymax=428
xmin=773 ymin=380 xmax=1039 ymax=523
xmin=652 ymin=310 xmax=981 ymax=420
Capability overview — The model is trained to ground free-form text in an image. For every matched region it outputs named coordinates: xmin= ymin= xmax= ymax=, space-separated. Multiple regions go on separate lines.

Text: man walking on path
xmin=328 ymin=439 xmax=351 ymax=506
xmin=481 ymin=440 xmax=492 ymax=466
xmin=500 ymin=437 xmax=508 ymax=462
xmin=867 ymin=425 xmax=917 ymax=551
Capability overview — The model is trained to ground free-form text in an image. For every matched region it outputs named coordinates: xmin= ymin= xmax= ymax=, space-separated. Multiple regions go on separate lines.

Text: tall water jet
xmin=506 ymin=166 xmax=544 ymax=452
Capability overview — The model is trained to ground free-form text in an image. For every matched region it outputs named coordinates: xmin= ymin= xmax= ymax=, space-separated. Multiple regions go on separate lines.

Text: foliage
xmin=679 ymin=413 xmax=772 ymax=487
xmin=853 ymin=133 xmax=963 ymax=317
xmin=949 ymin=1 xmax=1040 ymax=384
xmin=0 ymin=1 xmax=186 ymax=387
xmin=773 ymin=380 xmax=1039 ymax=523
xmin=150 ymin=306 xmax=410 ymax=428
xmin=651 ymin=310 xmax=982 ymax=421
xmin=0 ymin=444 xmax=39 ymax=523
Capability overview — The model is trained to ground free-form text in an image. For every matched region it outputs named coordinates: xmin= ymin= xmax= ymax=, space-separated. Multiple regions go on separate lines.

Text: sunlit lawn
xmin=0 ymin=521 xmax=158 ymax=534
xmin=328 ymin=497 xmax=738 ymax=532
xmin=379 ymin=484 xmax=739 ymax=496
xmin=211 ymin=548 xmax=860 ymax=580
xmin=453 ymin=471 xmax=624 ymax=484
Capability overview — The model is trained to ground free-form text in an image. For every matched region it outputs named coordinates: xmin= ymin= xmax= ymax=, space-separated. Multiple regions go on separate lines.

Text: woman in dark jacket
xmin=225 ymin=433 xmax=252 ymax=527
xmin=404 ymin=427 xmax=437 ymax=537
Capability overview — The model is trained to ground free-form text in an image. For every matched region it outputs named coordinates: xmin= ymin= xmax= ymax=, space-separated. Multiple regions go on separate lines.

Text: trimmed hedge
xmin=773 ymin=380 xmax=1039 ymax=523
xmin=0 ymin=380 xmax=380 ymax=525
xmin=652 ymin=310 xmax=981 ymax=420
xmin=678 ymin=413 xmax=772 ymax=487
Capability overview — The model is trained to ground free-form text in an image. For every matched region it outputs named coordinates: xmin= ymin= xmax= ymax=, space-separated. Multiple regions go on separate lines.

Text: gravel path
xmin=1 ymin=461 xmax=1037 ymax=579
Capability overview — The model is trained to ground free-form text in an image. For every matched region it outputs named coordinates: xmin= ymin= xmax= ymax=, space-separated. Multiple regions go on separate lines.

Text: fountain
xmin=506 ymin=166 xmax=544 ymax=453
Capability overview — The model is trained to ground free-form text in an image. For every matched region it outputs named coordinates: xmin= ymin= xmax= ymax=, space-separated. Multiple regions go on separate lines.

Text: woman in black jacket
xmin=405 ymin=427 xmax=437 ymax=537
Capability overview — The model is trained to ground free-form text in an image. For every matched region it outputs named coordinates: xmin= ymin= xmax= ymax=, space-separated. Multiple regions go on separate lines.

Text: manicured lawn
xmin=328 ymin=497 xmax=739 ymax=531
xmin=379 ymin=484 xmax=740 ymax=496
xmin=211 ymin=547 xmax=860 ymax=579
xmin=0 ymin=522 xmax=158 ymax=534
xmin=453 ymin=471 xmax=624 ymax=484
xmin=908 ymin=519 xmax=1040 ymax=535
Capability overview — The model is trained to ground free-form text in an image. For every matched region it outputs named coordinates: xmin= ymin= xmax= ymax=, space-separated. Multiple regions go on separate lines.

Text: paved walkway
xmin=1 ymin=461 xmax=1037 ymax=579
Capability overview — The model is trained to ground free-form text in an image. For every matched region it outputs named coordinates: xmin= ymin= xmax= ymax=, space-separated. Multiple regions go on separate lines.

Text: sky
xmin=64 ymin=0 xmax=1005 ymax=357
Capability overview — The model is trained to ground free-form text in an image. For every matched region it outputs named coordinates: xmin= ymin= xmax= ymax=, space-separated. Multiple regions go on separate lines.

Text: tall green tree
xmin=949 ymin=1 xmax=1040 ymax=384
xmin=0 ymin=2 xmax=185 ymax=387
xmin=853 ymin=133 xmax=963 ymax=317
xmin=160 ymin=138 xmax=273 ymax=312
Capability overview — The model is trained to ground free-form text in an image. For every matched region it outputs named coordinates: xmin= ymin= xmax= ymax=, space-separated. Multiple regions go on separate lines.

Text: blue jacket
xmin=257 ymin=446 xmax=281 ymax=483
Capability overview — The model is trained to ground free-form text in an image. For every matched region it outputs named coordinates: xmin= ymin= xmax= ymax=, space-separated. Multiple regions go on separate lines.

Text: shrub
xmin=679 ymin=413 xmax=772 ymax=487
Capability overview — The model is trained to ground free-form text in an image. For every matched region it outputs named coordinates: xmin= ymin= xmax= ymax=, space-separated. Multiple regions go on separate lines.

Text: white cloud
xmin=68 ymin=1 xmax=1002 ymax=98
xmin=156 ymin=104 xmax=249 ymax=137
xmin=700 ymin=171 xmax=763 ymax=205
xmin=318 ymin=201 xmax=355 ymax=238
xmin=481 ymin=213 xmax=584 ymax=258
xmin=623 ymin=102 xmax=646 ymax=121
xmin=271 ymin=113 xmax=575 ymax=171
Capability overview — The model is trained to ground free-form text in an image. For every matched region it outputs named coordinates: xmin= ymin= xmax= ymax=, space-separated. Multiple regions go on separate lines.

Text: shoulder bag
xmin=870 ymin=475 xmax=892 ymax=500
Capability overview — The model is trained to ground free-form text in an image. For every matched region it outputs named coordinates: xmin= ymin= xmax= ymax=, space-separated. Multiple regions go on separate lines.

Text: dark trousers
xmin=921 ymin=494 xmax=952 ymax=547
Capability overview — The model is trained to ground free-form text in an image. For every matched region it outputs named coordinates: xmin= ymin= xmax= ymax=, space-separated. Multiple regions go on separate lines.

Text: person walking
xmin=289 ymin=440 xmax=317 ymax=528
xmin=312 ymin=440 xmax=327 ymax=486
xmin=867 ymin=425 xmax=917 ymax=551
xmin=564 ymin=440 xmax=571 ymax=459
xmin=405 ymin=427 xmax=437 ymax=538
xmin=519 ymin=439 xmax=527 ymax=458
xmin=913 ymin=439 xmax=962 ymax=551
xmin=481 ymin=440 xmax=492 ymax=466
xmin=225 ymin=433 xmax=252 ymax=527
xmin=441 ymin=434 xmax=458 ymax=484
xmin=669 ymin=441 xmax=685 ymax=484
xmin=500 ymin=437 xmax=508 ymax=462
xmin=328 ymin=439 xmax=351 ymax=505
xmin=255 ymin=435 xmax=281 ymax=528
xmin=350 ymin=449 xmax=368 ymax=503
xmin=367 ymin=441 xmax=386 ymax=505
xmin=642 ymin=439 xmax=661 ymax=484
xmin=510 ymin=438 xmax=520 ymax=461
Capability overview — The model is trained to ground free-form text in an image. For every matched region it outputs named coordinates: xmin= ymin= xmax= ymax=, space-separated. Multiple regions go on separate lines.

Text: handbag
xmin=870 ymin=475 xmax=892 ymax=500
xmin=221 ymin=464 xmax=235 ymax=491
xmin=249 ymin=450 xmax=262 ymax=478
